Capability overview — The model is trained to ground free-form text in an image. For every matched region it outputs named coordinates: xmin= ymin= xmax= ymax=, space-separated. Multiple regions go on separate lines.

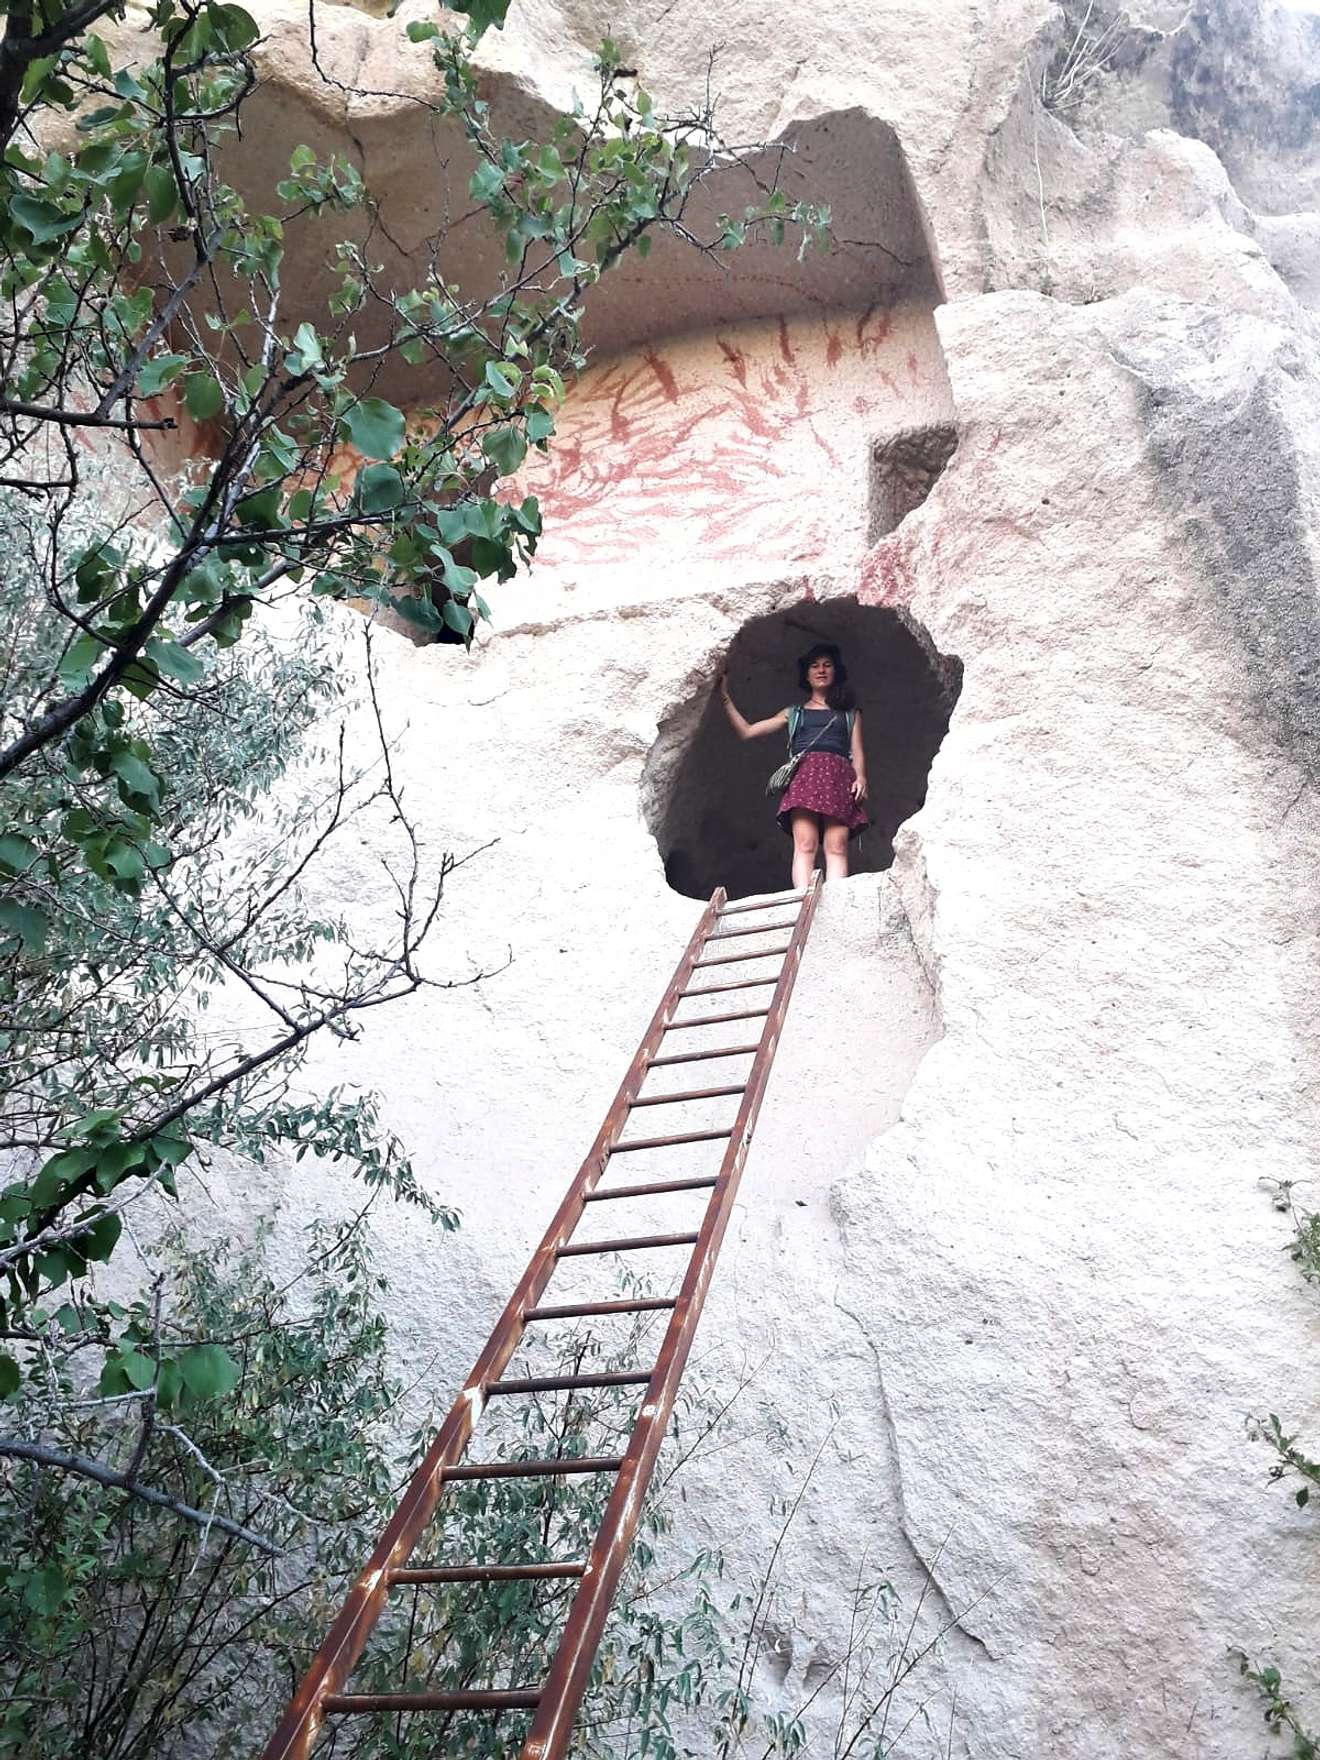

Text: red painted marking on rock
xmin=856 ymin=307 xmax=894 ymax=357
xmin=643 ymin=347 xmax=680 ymax=402
xmin=717 ymin=338 xmax=748 ymax=387
xmin=857 ymin=540 xmax=912 ymax=608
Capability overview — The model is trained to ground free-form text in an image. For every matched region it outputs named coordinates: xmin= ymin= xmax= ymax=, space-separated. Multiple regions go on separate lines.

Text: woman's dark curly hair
xmin=796 ymin=641 xmax=856 ymax=711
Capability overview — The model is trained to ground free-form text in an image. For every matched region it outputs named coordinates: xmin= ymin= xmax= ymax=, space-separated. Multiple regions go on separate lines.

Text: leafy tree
xmin=0 ymin=1224 xmax=740 ymax=1760
xmin=0 ymin=466 xmax=458 ymax=1410
xmin=0 ymin=0 xmax=828 ymax=1742
xmin=1235 ymin=1182 xmax=1320 ymax=1755
xmin=0 ymin=0 xmax=825 ymax=1439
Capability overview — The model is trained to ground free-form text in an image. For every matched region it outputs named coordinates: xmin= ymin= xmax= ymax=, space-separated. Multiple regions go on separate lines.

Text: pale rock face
xmin=176 ymin=0 xmax=1320 ymax=1752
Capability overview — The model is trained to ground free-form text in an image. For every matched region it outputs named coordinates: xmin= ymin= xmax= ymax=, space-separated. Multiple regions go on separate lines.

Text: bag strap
xmin=785 ymin=706 xmax=842 ymax=762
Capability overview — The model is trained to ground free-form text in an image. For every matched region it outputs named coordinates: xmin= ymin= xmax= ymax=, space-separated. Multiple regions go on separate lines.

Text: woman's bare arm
xmin=850 ymin=709 xmax=868 ymax=801
xmin=718 ymin=673 xmax=789 ymax=741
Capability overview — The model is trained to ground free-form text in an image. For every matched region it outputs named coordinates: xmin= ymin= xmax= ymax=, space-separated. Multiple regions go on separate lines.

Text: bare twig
xmin=0 ymin=1437 xmax=279 ymax=1553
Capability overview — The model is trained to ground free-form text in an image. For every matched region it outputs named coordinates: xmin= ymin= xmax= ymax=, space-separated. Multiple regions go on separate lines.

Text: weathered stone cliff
xmin=205 ymin=0 xmax=1320 ymax=1752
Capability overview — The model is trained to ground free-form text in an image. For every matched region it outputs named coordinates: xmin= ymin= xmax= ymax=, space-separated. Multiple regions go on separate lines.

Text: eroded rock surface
xmin=176 ymin=0 xmax=1320 ymax=1752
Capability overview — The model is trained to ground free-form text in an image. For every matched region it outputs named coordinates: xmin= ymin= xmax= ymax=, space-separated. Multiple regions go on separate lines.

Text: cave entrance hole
xmin=645 ymin=599 xmax=962 ymax=902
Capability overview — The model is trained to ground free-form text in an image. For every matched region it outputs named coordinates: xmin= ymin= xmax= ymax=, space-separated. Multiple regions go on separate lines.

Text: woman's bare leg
xmin=789 ymin=811 xmax=820 ymax=890
xmin=822 ymin=821 xmax=850 ymax=882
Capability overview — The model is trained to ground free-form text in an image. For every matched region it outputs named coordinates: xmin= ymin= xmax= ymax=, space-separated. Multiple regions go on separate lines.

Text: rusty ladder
xmin=262 ymin=875 xmax=822 ymax=1760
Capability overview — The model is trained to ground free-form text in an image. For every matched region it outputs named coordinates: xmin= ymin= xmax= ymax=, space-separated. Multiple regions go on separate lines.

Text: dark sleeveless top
xmin=789 ymin=706 xmax=851 ymax=760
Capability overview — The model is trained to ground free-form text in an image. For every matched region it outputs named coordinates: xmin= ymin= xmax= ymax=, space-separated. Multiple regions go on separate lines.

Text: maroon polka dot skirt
xmin=777 ymin=751 xmax=868 ymax=838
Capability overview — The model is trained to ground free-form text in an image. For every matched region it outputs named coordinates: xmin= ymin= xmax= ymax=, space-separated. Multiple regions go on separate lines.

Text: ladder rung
xmin=586 ymin=1175 xmax=718 ymax=1201
xmin=682 ymin=975 xmax=778 ymax=997
xmin=523 ymin=1296 xmax=677 ymax=1321
xmin=445 ymin=1455 xmax=624 ymax=1480
xmin=610 ymin=1127 xmax=732 ymax=1153
xmin=692 ymin=943 xmax=792 ymax=969
xmin=647 ymin=1043 xmax=761 ymax=1068
xmin=716 ymin=891 xmax=806 ymax=916
xmin=487 ymin=1370 xmax=652 ymax=1395
xmin=325 ymin=1689 xmax=540 ymax=1713
xmin=705 ymin=919 xmax=798 ymax=942
xmin=661 ymin=1008 xmax=770 ymax=1031
xmin=557 ymin=1232 xmax=699 ymax=1258
xmin=629 ymin=1084 xmax=746 ymax=1107
xmin=389 ymin=1562 xmax=585 ymax=1584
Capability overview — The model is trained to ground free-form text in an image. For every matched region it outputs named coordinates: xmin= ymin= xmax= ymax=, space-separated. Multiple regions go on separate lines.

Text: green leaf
xmin=144 ymin=637 xmax=204 ymax=685
xmin=526 ymin=407 xmax=554 ymax=443
xmin=0 ymin=834 xmax=38 ymax=874
xmin=101 ymin=840 xmax=146 ymax=884
xmin=23 ymin=1565 xmax=68 ymax=1616
xmin=109 ymin=750 xmax=160 ymax=806
xmin=58 ymin=632 xmax=101 ymax=687
xmin=469 ymin=161 xmax=504 ymax=205
xmin=184 ymin=372 xmax=224 ymax=421
xmin=386 ymin=593 xmax=442 ymax=633
xmin=208 ymin=3 xmax=259 ymax=50
xmin=137 ymin=353 xmax=189 ymax=397
xmin=118 ymin=1348 xmax=156 ymax=1391
xmin=155 ymin=1358 xmax=183 ymax=1409
xmin=113 ymin=66 xmax=146 ymax=99
xmin=149 ymin=1131 xmax=192 ymax=1167
xmin=0 ymin=1357 xmax=19 ymax=1398
xmin=9 ymin=194 xmax=80 ymax=246
xmin=93 ymin=1140 xmax=147 ymax=1193
xmin=68 ymin=1110 xmax=123 ymax=1141
xmin=233 ymin=485 xmax=282 ymax=528
xmin=285 ymin=320 xmax=322 ymax=374
xmin=119 ymin=655 xmax=160 ymax=700
xmin=356 ymin=463 xmax=404 ymax=513
xmin=483 ymin=360 xmax=520 ymax=398
xmin=0 ymin=900 xmax=48 ymax=953
xmin=179 ymin=1343 xmax=240 ymax=1400
xmin=36 ymin=1248 xmax=79 ymax=1289
xmin=469 ymin=535 xmax=513 ymax=580
xmin=144 ymin=164 xmax=177 ymax=224
xmin=210 ymin=598 xmax=252 ymax=648
xmin=447 ymin=0 xmax=511 ymax=39
xmin=290 ymin=144 xmax=316 ymax=171
xmin=80 ymin=1212 xmax=123 ymax=1263
xmin=441 ymin=599 xmax=473 ymax=638
xmin=406 ymin=18 xmax=439 ymax=39
xmin=341 ymin=397 xmax=405 ymax=460
xmin=481 ymin=425 xmax=527 ymax=477
xmin=84 ymin=34 xmax=113 ymax=78
xmin=106 ymin=150 xmax=146 ymax=211
xmin=98 ymin=1356 xmax=130 ymax=1397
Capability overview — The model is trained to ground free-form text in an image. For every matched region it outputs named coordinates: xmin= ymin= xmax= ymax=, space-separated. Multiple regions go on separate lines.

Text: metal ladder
xmin=262 ymin=875 xmax=822 ymax=1760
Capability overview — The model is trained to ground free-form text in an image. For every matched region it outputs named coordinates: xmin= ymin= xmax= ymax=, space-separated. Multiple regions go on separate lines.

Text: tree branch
xmin=0 ymin=399 xmax=177 ymax=432
xmin=0 ymin=1436 xmax=280 ymax=1553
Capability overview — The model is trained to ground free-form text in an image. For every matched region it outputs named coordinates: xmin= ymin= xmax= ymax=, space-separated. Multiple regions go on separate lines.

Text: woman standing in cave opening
xmin=718 ymin=642 xmax=868 ymax=887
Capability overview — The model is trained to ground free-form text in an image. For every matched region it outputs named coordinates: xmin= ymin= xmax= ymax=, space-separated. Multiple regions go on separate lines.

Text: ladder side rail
xmin=520 ymin=875 xmax=823 ymax=1760
xmin=260 ymin=889 xmax=726 ymax=1760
